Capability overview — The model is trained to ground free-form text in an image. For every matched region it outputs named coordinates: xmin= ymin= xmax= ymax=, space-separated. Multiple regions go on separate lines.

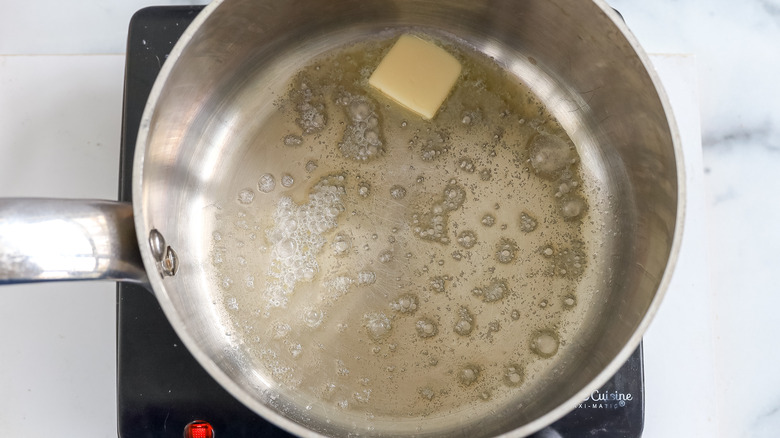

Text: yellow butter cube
xmin=369 ymin=35 xmax=462 ymax=120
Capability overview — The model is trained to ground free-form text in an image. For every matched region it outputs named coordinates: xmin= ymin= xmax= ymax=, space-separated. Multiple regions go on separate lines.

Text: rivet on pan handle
xmin=148 ymin=228 xmax=178 ymax=277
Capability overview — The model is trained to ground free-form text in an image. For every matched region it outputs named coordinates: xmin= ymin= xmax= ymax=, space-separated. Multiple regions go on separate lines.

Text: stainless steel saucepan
xmin=0 ymin=0 xmax=682 ymax=436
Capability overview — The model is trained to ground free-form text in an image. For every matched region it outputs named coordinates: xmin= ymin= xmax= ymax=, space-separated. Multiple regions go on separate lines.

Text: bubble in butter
xmin=368 ymin=34 xmax=462 ymax=120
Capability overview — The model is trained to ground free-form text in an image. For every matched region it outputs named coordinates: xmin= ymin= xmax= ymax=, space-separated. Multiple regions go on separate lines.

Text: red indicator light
xmin=184 ymin=420 xmax=214 ymax=438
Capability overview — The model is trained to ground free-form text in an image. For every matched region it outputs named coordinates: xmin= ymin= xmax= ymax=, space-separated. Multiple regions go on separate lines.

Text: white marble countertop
xmin=1 ymin=1 xmax=778 ymax=437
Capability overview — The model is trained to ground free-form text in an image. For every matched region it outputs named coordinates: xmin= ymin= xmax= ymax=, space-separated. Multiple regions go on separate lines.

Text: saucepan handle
xmin=0 ymin=199 xmax=147 ymax=285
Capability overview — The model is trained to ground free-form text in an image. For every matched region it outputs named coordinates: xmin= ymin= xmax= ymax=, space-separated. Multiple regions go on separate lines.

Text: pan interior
xmin=137 ymin=1 xmax=677 ymax=436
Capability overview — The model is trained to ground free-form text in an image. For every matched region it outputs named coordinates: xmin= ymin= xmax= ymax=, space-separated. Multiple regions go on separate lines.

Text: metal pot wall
xmin=0 ymin=0 xmax=683 ymax=436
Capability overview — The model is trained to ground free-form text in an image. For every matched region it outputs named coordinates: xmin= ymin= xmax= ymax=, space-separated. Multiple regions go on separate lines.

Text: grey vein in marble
xmin=702 ymin=121 xmax=779 ymax=151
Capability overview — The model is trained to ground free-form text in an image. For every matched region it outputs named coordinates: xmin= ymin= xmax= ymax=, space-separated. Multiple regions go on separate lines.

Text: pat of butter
xmin=369 ymin=35 xmax=462 ymax=120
